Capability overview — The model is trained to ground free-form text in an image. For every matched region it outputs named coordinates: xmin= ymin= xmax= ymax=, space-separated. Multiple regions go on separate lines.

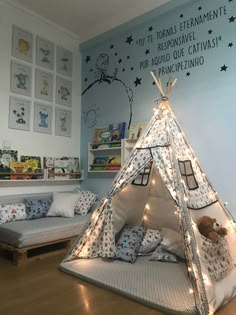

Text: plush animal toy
xmin=197 ymin=216 xmax=227 ymax=242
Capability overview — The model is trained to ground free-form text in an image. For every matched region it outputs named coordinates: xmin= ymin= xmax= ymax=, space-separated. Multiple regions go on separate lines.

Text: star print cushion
xmin=24 ymin=198 xmax=52 ymax=220
xmin=115 ymin=225 xmax=145 ymax=263
xmin=138 ymin=228 xmax=162 ymax=255
xmin=74 ymin=190 xmax=98 ymax=216
xmin=0 ymin=203 xmax=26 ymax=224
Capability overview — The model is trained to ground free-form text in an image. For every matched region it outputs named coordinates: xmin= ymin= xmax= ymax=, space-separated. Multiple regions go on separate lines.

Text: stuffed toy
xmin=197 ymin=216 xmax=227 ymax=242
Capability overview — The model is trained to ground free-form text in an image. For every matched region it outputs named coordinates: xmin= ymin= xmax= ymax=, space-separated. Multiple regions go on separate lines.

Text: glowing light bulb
xmin=202 ymin=273 xmax=211 ymax=286
xmin=189 ymin=288 xmax=194 ymax=294
xmin=143 ymin=215 xmax=147 ymax=221
xmin=152 ymin=179 xmax=156 ymax=185
xmin=145 ymin=204 xmax=150 ymax=210
xmin=184 ymin=196 xmax=188 ymax=201
xmin=188 ymin=267 xmax=192 ymax=272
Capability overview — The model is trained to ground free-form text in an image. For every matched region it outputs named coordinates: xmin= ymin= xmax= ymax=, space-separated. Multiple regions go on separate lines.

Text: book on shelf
xmin=128 ymin=122 xmax=147 ymax=140
xmin=93 ymin=127 xmax=108 ymax=143
xmin=20 ymin=155 xmax=42 ymax=170
xmin=54 ymin=159 xmax=70 ymax=180
xmin=108 ymin=122 xmax=126 ymax=142
xmin=43 ymin=156 xmax=81 ymax=179
xmin=91 ymin=155 xmax=121 ymax=171
xmin=9 ymin=161 xmax=43 ymax=180
xmin=0 ymin=150 xmax=18 ymax=179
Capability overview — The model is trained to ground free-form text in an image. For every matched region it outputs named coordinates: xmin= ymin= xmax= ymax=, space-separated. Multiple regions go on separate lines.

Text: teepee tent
xmin=61 ymin=73 xmax=236 ymax=315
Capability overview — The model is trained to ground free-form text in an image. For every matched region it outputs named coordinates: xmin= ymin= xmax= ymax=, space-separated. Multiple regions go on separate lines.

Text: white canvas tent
xmin=61 ymin=73 xmax=236 ymax=315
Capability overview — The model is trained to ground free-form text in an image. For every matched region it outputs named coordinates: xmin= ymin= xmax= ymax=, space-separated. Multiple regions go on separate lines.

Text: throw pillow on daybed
xmin=115 ymin=225 xmax=145 ymax=263
xmin=47 ymin=192 xmax=79 ymax=218
xmin=24 ymin=198 xmax=52 ymax=220
xmin=74 ymin=189 xmax=98 ymax=215
xmin=161 ymin=227 xmax=185 ymax=259
xmin=138 ymin=228 xmax=162 ymax=255
xmin=0 ymin=203 xmax=26 ymax=224
xmin=149 ymin=245 xmax=178 ymax=263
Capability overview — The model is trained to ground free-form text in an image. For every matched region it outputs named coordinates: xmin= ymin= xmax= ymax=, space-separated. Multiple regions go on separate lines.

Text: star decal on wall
xmin=85 ymin=78 xmax=88 ymax=82
xmin=110 ymin=44 xmax=114 ymax=49
xmin=198 ymin=6 xmax=202 ymax=10
xmin=115 ymin=52 xmax=118 ymax=56
xmin=118 ymin=59 xmax=123 ymax=63
xmin=145 ymin=49 xmax=150 ymax=55
xmin=148 ymin=26 xmax=153 ymax=32
xmin=85 ymin=56 xmax=91 ymax=63
xmin=208 ymin=30 xmax=213 ymax=34
xmin=180 ymin=14 xmax=184 ymax=18
xmin=122 ymin=68 xmax=125 ymax=72
xmin=126 ymin=36 xmax=133 ymax=44
xmin=134 ymin=77 xmax=141 ymax=86
xmin=228 ymin=42 xmax=233 ymax=47
xmin=130 ymin=67 xmax=134 ymax=71
xmin=229 ymin=0 xmax=233 ymax=2
xmin=229 ymin=16 xmax=236 ymax=22
xmin=127 ymin=56 xmax=130 ymax=59
xmin=221 ymin=65 xmax=228 ymax=71
xmin=186 ymin=72 xmax=191 ymax=76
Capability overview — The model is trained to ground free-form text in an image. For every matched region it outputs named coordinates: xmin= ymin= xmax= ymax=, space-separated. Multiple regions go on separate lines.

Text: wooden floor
xmin=0 ymin=253 xmax=236 ymax=315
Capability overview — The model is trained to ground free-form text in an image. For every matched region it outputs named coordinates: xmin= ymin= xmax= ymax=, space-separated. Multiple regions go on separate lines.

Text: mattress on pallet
xmin=60 ymin=256 xmax=197 ymax=315
xmin=0 ymin=214 xmax=90 ymax=248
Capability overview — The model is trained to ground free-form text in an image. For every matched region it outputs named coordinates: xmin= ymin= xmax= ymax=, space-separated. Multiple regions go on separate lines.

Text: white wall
xmin=0 ymin=1 xmax=81 ymax=195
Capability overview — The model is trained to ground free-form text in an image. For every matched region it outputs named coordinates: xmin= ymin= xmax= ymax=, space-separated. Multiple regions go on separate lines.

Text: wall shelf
xmin=88 ymin=139 xmax=136 ymax=174
xmin=0 ymin=170 xmax=84 ymax=185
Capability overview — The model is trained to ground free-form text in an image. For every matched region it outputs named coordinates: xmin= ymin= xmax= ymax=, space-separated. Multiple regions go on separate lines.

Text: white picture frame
xmin=12 ymin=25 xmax=33 ymax=63
xmin=55 ymin=107 xmax=72 ymax=137
xmin=34 ymin=102 xmax=53 ymax=134
xmin=9 ymin=96 xmax=31 ymax=131
xmin=11 ymin=60 xmax=32 ymax=96
xmin=56 ymin=76 xmax=72 ymax=107
xmin=35 ymin=69 xmax=53 ymax=102
xmin=56 ymin=46 xmax=72 ymax=77
xmin=36 ymin=36 xmax=54 ymax=70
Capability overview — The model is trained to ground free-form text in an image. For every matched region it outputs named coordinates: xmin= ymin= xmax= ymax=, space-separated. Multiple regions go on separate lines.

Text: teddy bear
xmin=197 ymin=216 xmax=227 ymax=242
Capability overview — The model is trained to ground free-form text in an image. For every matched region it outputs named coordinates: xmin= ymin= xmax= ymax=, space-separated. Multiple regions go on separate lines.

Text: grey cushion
xmin=0 ymin=214 xmax=90 ymax=248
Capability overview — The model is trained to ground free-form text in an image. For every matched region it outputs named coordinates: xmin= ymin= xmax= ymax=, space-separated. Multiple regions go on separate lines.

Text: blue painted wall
xmin=80 ymin=0 xmax=236 ymax=216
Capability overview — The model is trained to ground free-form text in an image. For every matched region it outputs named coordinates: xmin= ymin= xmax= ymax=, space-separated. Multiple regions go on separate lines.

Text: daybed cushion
xmin=24 ymin=198 xmax=52 ymax=220
xmin=74 ymin=190 xmax=98 ymax=215
xmin=47 ymin=192 xmax=79 ymax=218
xmin=0 ymin=203 xmax=26 ymax=224
xmin=0 ymin=214 xmax=90 ymax=248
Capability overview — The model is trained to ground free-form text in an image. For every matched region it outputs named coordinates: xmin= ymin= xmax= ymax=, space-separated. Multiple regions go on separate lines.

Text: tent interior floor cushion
xmin=60 ymin=256 xmax=197 ymax=315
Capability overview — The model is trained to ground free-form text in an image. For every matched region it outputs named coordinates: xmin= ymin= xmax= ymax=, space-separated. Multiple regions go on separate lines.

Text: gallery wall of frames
xmin=9 ymin=25 xmax=73 ymax=137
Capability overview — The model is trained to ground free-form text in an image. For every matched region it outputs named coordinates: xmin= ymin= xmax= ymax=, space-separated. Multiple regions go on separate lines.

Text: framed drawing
xmin=36 ymin=36 xmax=54 ymax=70
xmin=56 ymin=46 xmax=72 ymax=77
xmin=12 ymin=25 xmax=33 ymax=62
xmin=128 ymin=122 xmax=147 ymax=140
xmin=11 ymin=61 xmax=32 ymax=96
xmin=34 ymin=102 xmax=53 ymax=134
xmin=55 ymin=107 xmax=72 ymax=137
xmin=9 ymin=96 xmax=31 ymax=131
xmin=35 ymin=69 xmax=53 ymax=102
xmin=56 ymin=76 xmax=72 ymax=107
